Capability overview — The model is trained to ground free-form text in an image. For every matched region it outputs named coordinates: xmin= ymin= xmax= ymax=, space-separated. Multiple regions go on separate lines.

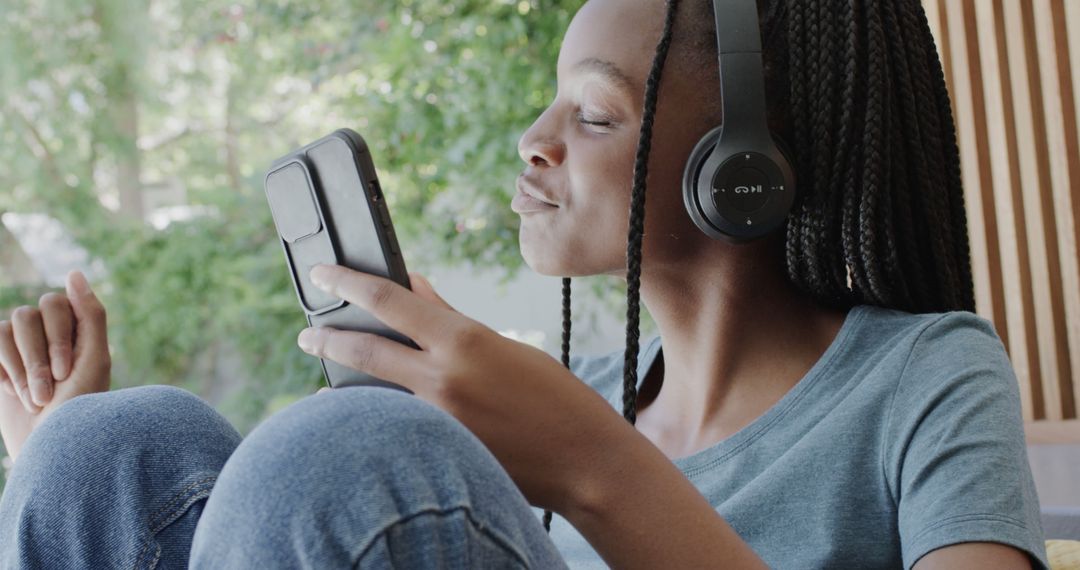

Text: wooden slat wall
xmin=922 ymin=0 xmax=1079 ymax=422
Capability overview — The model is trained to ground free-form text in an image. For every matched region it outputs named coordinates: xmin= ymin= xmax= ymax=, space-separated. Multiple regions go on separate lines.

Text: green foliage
xmin=0 ymin=0 xmax=599 ymax=470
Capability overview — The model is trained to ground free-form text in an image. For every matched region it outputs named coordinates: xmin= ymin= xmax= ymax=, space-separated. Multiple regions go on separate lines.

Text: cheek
xmin=517 ymin=148 xmax=635 ymax=276
xmin=517 ymin=183 xmax=630 ymax=276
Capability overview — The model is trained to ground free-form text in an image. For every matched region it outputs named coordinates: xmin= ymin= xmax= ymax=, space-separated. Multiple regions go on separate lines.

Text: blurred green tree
xmin=0 ymin=0 xmax=607 ymax=457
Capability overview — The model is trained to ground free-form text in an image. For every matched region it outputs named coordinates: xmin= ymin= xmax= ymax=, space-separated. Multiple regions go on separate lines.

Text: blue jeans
xmin=0 ymin=385 xmax=569 ymax=568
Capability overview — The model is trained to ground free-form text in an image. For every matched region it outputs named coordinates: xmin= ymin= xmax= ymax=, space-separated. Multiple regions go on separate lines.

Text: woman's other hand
xmin=299 ymin=265 xmax=639 ymax=514
xmin=0 ymin=270 xmax=112 ymax=461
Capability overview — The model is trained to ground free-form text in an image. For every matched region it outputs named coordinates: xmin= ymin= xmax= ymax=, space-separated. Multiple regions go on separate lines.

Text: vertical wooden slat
xmin=1049 ymin=0 xmax=1080 ymax=419
xmin=1068 ymin=1 xmax=1080 ymax=144
xmin=1032 ymin=0 xmax=1080 ymax=419
xmin=942 ymin=0 xmax=1011 ymax=341
xmin=1063 ymin=0 xmax=1080 ymax=419
xmin=995 ymin=0 xmax=1073 ymax=421
xmin=973 ymin=0 xmax=1045 ymax=420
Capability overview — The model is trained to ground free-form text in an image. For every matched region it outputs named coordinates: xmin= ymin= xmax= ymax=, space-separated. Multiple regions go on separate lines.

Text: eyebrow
xmin=572 ymin=57 xmax=635 ymax=94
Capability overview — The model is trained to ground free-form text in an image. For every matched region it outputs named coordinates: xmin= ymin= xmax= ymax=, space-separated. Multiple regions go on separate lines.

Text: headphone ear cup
xmin=682 ymin=125 xmax=724 ymax=233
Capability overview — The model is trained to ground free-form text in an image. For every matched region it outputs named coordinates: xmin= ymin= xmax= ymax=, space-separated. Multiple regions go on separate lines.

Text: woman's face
xmin=515 ymin=0 xmax=723 ymax=278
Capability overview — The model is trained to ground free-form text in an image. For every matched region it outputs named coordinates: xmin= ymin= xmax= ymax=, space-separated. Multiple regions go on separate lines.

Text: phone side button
xmin=377 ymin=203 xmax=392 ymax=227
xmin=388 ymin=232 xmax=400 ymax=254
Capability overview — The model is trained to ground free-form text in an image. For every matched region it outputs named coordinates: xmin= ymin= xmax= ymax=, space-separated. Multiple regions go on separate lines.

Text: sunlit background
xmin=0 ymin=0 xmax=659 ymax=489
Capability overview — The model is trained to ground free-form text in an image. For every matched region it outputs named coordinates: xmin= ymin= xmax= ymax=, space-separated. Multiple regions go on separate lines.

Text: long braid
xmin=622 ymin=0 xmax=680 ymax=427
xmin=785 ymin=0 xmax=809 ymax=291
xmin=898 ymin=0 xmax=949 ymax=308
xmin=542 ymin=276 xmax=572 ymax=532
xmin=802 ymin=0 xmax=829 ymax=298
xmin=880 ymin=0 xmax=919 ymax=309
xmin=857 ymin=0 xmax=893 ymax=306
xmin=822 ymin=0 xmax=857 ymax=302
xmin=908 ymin=0 xmax=974 ymax=311
xmin=561 ymin=277 xmax=572 ymax=369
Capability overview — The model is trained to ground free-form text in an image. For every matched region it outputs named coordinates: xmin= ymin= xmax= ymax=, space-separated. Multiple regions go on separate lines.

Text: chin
xmin=519 ymin=245 xmax=566 ymax=276
xmin=520 ymin=245 xmax=619 ymax=278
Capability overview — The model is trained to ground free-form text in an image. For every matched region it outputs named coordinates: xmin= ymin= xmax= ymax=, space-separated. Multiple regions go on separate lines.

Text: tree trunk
xmin=109 ymin=63 xmax=144 ymax=221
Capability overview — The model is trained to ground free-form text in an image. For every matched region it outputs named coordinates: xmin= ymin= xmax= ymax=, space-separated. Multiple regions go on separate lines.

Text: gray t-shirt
xmin=537 ymin=304 xmax=1049 ymax=569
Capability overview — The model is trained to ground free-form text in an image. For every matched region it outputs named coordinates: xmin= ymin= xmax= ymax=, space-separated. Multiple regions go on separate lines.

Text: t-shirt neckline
xmin=626 ymin=304 xmax=868 ymax=475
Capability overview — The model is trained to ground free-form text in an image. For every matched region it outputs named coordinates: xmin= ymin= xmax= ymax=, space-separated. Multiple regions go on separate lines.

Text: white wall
xmin=424 ymin=262 xmax=636 ymax=361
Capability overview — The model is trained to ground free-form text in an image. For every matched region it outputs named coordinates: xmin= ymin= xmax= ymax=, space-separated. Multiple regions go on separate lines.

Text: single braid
xmin=879 ymin=0 xmax=918 ymax=309
xmin=856 ymin=0 xmax=893 ymax=305
xmin=821 ymin=0 xmax=858 ymax=302
xmin=802 ymin=0 xmax=833 ymax=299
xmin=561 ymin=277 xmax=572 ymax=368
xmin=542 ymin=277 xmax=572 ymax=532
xmin=795 ymin=0 xmax=821 ymax=294
xmin=840 ymin=2 xmax=872 ymax=302
xmin=897 ymin=0 xmax=948 ymax=308
xmin=785 ymin=0 xmax=809 ymax=290
xmin=621 ymin=0 xmax=680 ymax=427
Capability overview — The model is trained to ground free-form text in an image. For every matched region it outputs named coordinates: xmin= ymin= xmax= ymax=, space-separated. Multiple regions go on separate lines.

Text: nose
xmin=517 ymin=112 xmax=565 ymax=167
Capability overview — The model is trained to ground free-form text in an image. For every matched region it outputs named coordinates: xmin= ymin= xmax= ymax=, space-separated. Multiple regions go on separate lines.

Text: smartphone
xmin=263 ymin=128 xmax=418 ymax=390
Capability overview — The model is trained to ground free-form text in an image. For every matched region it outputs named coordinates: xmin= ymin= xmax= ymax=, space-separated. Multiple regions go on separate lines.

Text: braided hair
xmin=542 ymin=0 xmax=973 ymax=532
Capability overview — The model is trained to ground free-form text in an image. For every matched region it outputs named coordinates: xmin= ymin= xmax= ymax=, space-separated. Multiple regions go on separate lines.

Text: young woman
xmin=0 ymin=0 xmax=1049 ymax=568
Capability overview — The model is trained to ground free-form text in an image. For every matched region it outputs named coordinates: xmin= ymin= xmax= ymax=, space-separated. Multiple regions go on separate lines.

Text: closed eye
xmin=576 ymin=111 xmax=613 ymax=128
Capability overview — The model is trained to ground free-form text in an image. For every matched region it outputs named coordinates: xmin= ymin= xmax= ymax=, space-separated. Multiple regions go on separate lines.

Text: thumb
xmin=64 ymin=270 xmax=109 ymax=357
xmin=407 ymin=272 xmax=456 ymax=313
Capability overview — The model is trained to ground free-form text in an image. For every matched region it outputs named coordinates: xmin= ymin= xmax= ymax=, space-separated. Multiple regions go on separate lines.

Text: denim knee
xmin=197 ymin=386 xmax=491 ymax=516
xmin=191 ymin=386 xmax=540 ymax=567
xmin=13 ymin=384 xmax=241 ymax=479
xmin=0 ymin=385 xmax=243 ymax=569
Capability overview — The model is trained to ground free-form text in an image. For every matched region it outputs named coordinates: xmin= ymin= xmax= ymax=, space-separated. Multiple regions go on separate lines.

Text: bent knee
xmin=220 ymin=387 xmax=481 ymax=486
xmin=16 ymin=385 xmax=240 ymax=476
xmin=201 ymin=387 xmax=509 ymax=535
xmin=250 ymin=386 xmax=462 ymax=450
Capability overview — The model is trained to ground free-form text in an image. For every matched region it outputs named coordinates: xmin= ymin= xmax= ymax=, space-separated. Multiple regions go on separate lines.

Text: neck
xmin=634 ymin=236 xmax=850 ymax=459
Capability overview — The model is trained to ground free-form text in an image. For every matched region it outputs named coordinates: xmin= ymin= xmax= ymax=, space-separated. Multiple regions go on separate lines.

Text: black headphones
xmin=682 ymin=0 xmax=796 ymax=243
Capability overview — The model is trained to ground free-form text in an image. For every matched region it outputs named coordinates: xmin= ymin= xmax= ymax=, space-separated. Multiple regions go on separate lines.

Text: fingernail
xmin=15 ymin=385 xmax=40 ymax=414
xmin=309 ymin=265 xmax=327 ymax=289
xmin=297 ymin=328 xmax=316 ymax=352
xmin=52 ymin=356 xmax=70 ymax=381
xmin=31 ymin=378 xmax=52 ymax=407
xmin=69 ymin=270 xmax=90 ymax=296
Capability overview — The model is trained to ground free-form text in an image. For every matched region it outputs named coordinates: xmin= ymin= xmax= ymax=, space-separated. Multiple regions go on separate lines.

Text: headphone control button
xmin=715 ymin=167 xmax=769 ymax=213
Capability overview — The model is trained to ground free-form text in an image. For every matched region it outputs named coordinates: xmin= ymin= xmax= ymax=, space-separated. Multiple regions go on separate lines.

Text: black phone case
xmin=263 ymin=128 xmax=418 ymax=390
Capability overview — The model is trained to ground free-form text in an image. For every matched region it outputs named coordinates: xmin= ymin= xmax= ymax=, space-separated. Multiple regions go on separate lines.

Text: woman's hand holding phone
xmin=298 ymin=263 xmax=650 ymax=516
xmin=0 ymin=271 xmax=112 ymax=461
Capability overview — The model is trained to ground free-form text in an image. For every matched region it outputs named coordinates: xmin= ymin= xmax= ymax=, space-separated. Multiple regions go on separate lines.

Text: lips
xmin=516 ymin=175 xmax=559 ymax=206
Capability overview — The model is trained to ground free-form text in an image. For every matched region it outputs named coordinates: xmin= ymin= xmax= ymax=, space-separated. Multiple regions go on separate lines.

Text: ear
xmin=408 ymin=273 xmax=456 ymax=313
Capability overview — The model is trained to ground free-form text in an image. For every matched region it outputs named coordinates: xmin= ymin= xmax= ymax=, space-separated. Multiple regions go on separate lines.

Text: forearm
xmin=560 ymin=425 xmax=769 ymax=569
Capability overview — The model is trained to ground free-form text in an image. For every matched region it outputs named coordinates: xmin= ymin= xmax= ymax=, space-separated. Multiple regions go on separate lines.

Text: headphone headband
xmin=713 ymin=0 xmax=770 ymax=136
xmin=714 ymin=0 xmax=763 ymax=53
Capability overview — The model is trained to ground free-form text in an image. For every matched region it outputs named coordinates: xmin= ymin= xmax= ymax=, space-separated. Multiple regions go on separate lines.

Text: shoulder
xmin=851 ymin=305 xmax=1021 ymax=435
xmin=849 ymin=305 xmax=1010 ymax=391
xmin=874 ymin=307 xmax=1014 ymax=400
xmin=855 ymin=305 xmax=1002 ymax=354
